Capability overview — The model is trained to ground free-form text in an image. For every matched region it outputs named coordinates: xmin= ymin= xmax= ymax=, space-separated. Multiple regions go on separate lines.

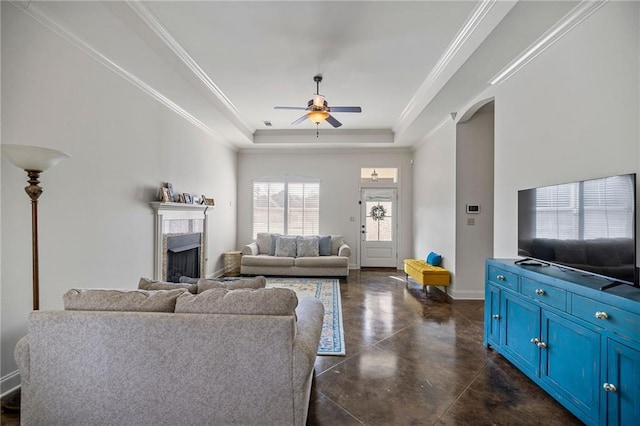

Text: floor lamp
xmin=1 ymin=144 xmax=70 ymax=310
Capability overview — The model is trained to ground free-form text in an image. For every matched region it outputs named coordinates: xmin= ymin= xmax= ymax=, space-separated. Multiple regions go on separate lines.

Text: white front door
xmin=360 ymin=188 xmax=397 ymax=267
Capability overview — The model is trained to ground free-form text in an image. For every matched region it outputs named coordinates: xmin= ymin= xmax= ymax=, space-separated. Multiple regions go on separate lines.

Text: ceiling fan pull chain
xmin=316 ymin=123 xmax=319 ymax=138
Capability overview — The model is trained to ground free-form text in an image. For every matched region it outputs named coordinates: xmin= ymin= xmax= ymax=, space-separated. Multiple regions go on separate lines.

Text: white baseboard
xmin=1 ymin=370 xmax=21 ymax=396
xmin=450 ymin=289 xmax=485 ymax=300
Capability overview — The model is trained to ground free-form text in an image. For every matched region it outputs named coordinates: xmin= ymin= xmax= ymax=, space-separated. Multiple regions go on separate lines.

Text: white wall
xmin=493 ymin=1 xmax=639 ymax=258
xmin=455 ymin=104 xmax=494 ymax=299
xmin=1 ymin=3 xmax=237 ymax=392
xmin=237 ymin=149 xmax=413 ymax=269
xmin=412 ymin=122 xmax=457 ymax=284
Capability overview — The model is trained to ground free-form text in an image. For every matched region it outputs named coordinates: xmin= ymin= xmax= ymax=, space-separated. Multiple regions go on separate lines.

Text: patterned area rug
xmin=265 ymin=277 xmax=345 ymax=356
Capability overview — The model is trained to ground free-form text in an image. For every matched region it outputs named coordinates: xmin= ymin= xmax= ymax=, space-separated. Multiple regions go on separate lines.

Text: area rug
xmin=265 ymin=277 xmax=345 ymax=356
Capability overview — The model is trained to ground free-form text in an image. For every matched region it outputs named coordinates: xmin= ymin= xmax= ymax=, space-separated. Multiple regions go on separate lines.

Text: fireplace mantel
xmin=150 ymin=202 xmax=211 ymax=281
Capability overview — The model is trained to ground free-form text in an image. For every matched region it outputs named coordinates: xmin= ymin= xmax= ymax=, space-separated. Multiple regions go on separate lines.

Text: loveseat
xmin=241 ymin=233 xmax=351 ymax=278
xmin=14 ymin=282 xmax=324 ymax=426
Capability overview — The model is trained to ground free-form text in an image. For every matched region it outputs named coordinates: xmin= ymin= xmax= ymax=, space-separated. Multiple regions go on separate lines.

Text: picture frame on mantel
xmin=160 ymin=187 xmax=172 ymax=203
xmin=183 ymin=193 xmax=192 ymax=204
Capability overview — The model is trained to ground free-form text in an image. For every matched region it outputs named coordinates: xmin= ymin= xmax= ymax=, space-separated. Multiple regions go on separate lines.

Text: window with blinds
xmin=534 ymin=174 xmax=635 ymax=239
xmin=252 ymin=177 xmax=320 ymax=239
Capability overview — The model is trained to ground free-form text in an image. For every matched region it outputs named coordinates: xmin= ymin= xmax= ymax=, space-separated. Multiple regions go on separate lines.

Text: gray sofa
xmin=15 ymin=285 xmax=324 ymax=426
xmin=241 ymin=233 xmax=351 ymax=277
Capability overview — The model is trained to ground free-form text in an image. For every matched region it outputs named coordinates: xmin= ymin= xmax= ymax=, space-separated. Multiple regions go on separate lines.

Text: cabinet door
xmin=540 ymin=310 xmax=601 ymax=424
xmin=484 ymin=283 xmax=501 ymax=348
xmin=501 ymin=291 xmax=540 ymax=377
xmin=605 ymin=339 xmax=640 ymax=426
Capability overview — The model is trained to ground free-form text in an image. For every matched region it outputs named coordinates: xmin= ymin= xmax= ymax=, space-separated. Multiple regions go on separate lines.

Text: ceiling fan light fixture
xmin=308 ymin=110 xmax=329 ymax=124
xmin=312 ymin=94 xmax=325 ymax=108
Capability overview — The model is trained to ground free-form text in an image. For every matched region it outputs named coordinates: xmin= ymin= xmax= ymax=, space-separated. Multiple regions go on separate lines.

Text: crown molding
xmin=126 ymin=1 xmax=255 ymax=140
xmin=393 ymin=0 xmax=504 ymax=137
xmin=10 ymin=0 xmax=233 ymax=148
xmin=489 ymin=0 xmax=607 ymax=86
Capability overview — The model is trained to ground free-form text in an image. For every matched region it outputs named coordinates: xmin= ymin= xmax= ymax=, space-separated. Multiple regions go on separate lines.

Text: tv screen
xmin=518 ymin=173 xmax=637 ymax=288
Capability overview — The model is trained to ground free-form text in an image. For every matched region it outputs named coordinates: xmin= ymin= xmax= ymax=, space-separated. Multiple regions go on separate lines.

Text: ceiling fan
xmin=274 ymin=75 xmax=361 ymax=133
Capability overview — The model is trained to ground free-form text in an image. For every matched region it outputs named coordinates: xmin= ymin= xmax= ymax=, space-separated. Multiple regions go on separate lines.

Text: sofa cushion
xmin=196 ymin=276 xmax=266 ymax=293
xmin=256 ymin=232 xmax=272 ymax=255
xmin=138 ymin=277 xmax=197 ymax=294
xmin=297 ymin=236 xmax=319 ymax=257
xmin=319 ymin=235 xmax=331 ymax=256
xmin=64 ymin=288 xmax=186 ymax=312
xmin=330 ymin=235 xmax=344 ymax=255
xmin=295 ymin=256 xmax=349 ymax=267
xmin=275 ymin=235 xmax=297 ymax=257
xmin=241 ymin=255 xmax=295 ymax=267
xmin=175 ymin=287 xmax=298 ymax=316
xmin=269 ymin=233 xmax=281 ymax=256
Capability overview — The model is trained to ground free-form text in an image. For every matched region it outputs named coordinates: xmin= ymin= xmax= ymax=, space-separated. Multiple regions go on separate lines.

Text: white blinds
xmin=252 ymin=179 xmax=319 ymax=238
xmin=535 ymin=175 xmax=634 ymax=239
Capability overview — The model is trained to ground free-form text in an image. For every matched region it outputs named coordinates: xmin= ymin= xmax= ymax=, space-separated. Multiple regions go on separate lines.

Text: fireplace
xmin=166 ymin=233 xmax=201 ymax=283
xmin=151 ymin=202 xmax=210 ymax=282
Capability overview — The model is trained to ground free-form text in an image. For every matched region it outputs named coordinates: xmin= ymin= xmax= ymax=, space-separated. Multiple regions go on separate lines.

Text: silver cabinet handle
xmin=530 ymin=337 xmax=547 ymax=348
xmin=492 ymin=314 xmax=500 ymax=319
xmin=603 ymin=383 xmax=617 ymax=392
xmin=497 ymin=275 xmax=505 ymax=281
xmin=595 ymin=311 xmax=609 ymax=320
xmin=535 ymin=289 xmax=545 ymax=295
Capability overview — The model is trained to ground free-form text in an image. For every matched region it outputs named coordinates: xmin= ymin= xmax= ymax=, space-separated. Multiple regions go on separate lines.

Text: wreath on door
xmin=370 ymin=204 xmax=387 ymax=221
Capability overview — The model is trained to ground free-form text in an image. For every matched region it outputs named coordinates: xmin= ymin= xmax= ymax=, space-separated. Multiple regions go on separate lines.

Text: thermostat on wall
xmin=466 ymin=204 xmax=480 ymax=214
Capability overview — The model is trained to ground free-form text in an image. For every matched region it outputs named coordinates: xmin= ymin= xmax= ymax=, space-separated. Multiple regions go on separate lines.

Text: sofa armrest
xmin=14 ymin=335 xmax=30 ymax=384
xmin=242 ymin=242 xmax=259 ymax=256
xmin=293 ymin=297 xmax=324 ymax=382
xmin=338 ymin=243 xmax=351 ymax=258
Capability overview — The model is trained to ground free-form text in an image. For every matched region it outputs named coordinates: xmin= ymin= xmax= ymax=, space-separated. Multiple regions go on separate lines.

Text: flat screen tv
xmin=518 ymin=173 xmax=637 ymax=290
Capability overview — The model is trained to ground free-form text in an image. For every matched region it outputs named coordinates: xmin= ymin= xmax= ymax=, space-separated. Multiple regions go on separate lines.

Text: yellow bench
xmin=403 ymin=259 xmax=450 ymax=294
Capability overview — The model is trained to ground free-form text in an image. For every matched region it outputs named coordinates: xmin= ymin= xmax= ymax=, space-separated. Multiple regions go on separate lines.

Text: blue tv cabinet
xmin=484 ymin=259 xmax=640 ymax=426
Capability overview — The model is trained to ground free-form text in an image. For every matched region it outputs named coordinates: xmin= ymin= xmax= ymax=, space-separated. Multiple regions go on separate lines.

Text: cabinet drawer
xmin=521 ymin=278 xmax=567 ymax=311
xmin=488 ymin=266 xmax=518 ymax=291
xmin=572 ymin=294 xmax=640 ymax=342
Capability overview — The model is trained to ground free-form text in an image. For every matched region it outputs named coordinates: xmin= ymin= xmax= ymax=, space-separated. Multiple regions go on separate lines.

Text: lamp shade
xmin=308 ymin=111 xmax=329 ymax=124
xmin=1 ymin=144 xmax=70 ymax=172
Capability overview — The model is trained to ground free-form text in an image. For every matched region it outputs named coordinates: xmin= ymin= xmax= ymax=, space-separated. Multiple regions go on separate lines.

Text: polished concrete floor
xmin=1 ymin=269 xmax=582 ymax=425
xmin=306 ymin=269 xmax=582 ymax=425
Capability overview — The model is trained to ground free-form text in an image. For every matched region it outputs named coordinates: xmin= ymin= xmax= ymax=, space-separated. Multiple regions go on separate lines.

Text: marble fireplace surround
xmin=150 ymin=202 xmax=210 ymax=281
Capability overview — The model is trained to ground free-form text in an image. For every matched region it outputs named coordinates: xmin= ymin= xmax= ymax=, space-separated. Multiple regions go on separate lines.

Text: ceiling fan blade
xmin=291 ymin=114 xmax=309 ymax=125
xmin=326 ymin=115 xmax=342 ymax=128
xmin=329 ymin=106 xmax=362 ymax=113
xmin=274 ymin=106 xmax=307 ymax=110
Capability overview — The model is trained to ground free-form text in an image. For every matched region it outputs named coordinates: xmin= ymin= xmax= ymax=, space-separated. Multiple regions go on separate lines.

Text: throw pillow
xmin=138 ymin=277 xmax=197 ymax=294
xmin=319 ymin=235 xmax=331 ymax=256
xmin=275 ymin=235 xmax=297 ymax=257
xmin=256 ymin=233 xmax=272 ymax=255
xmin=330 ymin=235 xmax=344 ymax=255
xmin=64 ymin=288 xmax=187 ymax=312
xmin=175 ymin=287 xmax=298 ymax=316
xmin=297 ymin=236 xmax=320 ymax=257
xmin=426 ymin=251 xmax=443 ymax=266
xmin=196 ymin=276 xmax=267 ymax=293
xmin=269 ymin=233 xmax=281 ymax=256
